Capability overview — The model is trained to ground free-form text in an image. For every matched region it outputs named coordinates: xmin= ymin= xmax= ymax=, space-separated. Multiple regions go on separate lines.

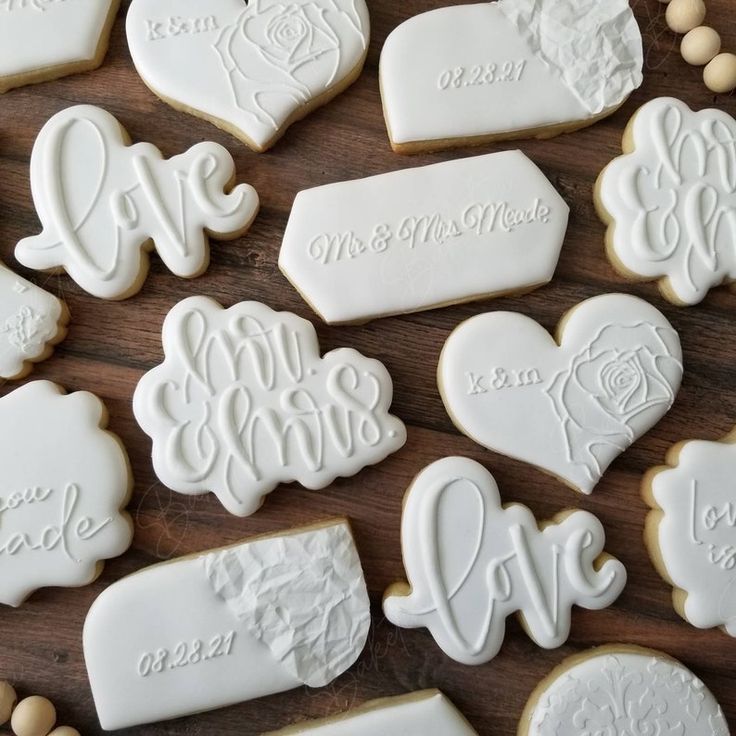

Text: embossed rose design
xmin=213 ymin=0 xmax=366 ymax=131
xmin=546 ymin=323 xmax=682 ymax=484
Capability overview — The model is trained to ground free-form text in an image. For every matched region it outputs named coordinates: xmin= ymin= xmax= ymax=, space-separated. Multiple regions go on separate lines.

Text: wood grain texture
xmin=0 ymin=1 xmax=734 ymax=734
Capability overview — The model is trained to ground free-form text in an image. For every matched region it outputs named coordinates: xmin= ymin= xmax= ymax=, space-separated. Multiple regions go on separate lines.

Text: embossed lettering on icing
xmin=383 ymin=458 xmax=626 ymax=665
xmin=133 ymin=297 xmax=406 ymax=516
xmin=280 ymin=151 xmax=569 ymax=324
xmin=127 ymin=0 xmax=371 ymax=152
xmin=0 ymin=381 xmax=132 ymax=607
xmin=15 ymin=105 xmax=259 ymax=300
xmin=439 ymin=294 xmax=683 ymax=494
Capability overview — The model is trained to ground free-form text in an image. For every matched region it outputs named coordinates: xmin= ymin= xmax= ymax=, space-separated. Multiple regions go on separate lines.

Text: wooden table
xmin=0 ymin=1 xmax=734 ymax=734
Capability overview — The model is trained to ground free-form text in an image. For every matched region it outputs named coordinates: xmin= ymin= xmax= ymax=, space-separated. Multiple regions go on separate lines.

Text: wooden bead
xmin=47 ymin=728 xmax=80 ymax=736
xmin=0 ymin=681 xmax=17 ymax=726
xmin=10 ymin=697 xmax=56 ymax=736
xmin=704 ymin=53 xmax=736 ymax=93
xmin=681 ymin=26 xmax=721 ymax=65
xmin=666 ymin=0 xmax=706 ymax=33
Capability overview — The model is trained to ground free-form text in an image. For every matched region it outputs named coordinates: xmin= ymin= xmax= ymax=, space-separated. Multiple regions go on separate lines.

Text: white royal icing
xmin=383 ymin=457 xmax=626 ymax=665
xmin=598 ymin=97 xmax=736 ymax=305
xmin=126 ymin=0 xmax=370 ymax=152
xmin=438 ymin=294 xmax=683 ymax=494
xmin=0 ymin=0 xmax=119 ymax=93
xmin=648 ymin=430 xmax=736 ymax=636
xmin=133 ymin=296 xmax=406 ymax=517
xmin=84 ymin=520 xmax=370 ymax=730
xmin=0 ymin=381 xmax=132 ymax=607
xmin=380 ymin=0 xmax=642 ymax=149
xmin=15 ymin=105 xmax=259 ymax=300
xmin=264 ymin=690 xmax=479 ymax=736
xmin=0 ymin=262 xmax=66 ymax=379
xmin=525 ymin=648 xmax=729 ymax=736
xmin=280 ymin=151 xmax=569 ymax=324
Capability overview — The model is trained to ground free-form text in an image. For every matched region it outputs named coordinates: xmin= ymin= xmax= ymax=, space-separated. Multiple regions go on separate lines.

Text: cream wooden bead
xmin=681 ymin=26 xmax=721 ymax=65
xmin=666 ymin=0 xmax=706 ymax=34
xmin=0 ymin=681 xmax=17 ymax=726
xmin=10 ymin=696 xmax=56 ymax=736
xmin=704 ymin=52 xmax=736 ymax=93
xmin=47 ymin=728 xmax=80 ymax=736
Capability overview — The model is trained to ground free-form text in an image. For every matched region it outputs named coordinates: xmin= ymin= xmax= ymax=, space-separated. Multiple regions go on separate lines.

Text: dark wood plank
xmin=0 ymin=1 xmax=735 ymax=734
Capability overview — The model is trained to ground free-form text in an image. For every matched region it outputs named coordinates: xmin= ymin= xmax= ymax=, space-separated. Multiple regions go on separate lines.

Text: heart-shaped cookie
xmin=439 ymin=294 xmax=683 ymax=493
xmin=126 ymin=0 xmax=370 ymax=152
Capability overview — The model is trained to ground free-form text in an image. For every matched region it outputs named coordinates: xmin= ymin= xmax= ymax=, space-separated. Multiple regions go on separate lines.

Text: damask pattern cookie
xmin=0 ymin=262 xmax=68 ymax=379
xmin=133 ymin=296 xmax=406 ymax=516
xmin=84 ymin=519 xmax=370 ymax=730
xmin=438 ymin=294 xmax=683 ymax=494
xmin=126 ymin=0 xmax=370 ymax=152
xmin=15 ymin=105 xmax=259 ymax=300
xmin=380 ymin=0 xmax=643 ymax=153
xmin=0 ymin=381 xmax=133 ymax=607
xmin=383 ymin=458 xmax=626 ymax=665
xmin=0 ymin=0 xmax=119 ymax=94
xmin=264 ymin=690 xmax=479 ymax=735
xmin=644 ymin=427 xmax=736 ymax=636
xmin=518 ymin=645 xmax=730 ymax=735
xmin=280 ymin=151 xmax=569 ymax=324
xmin=597 ymin=97 xmax=736 ymax=305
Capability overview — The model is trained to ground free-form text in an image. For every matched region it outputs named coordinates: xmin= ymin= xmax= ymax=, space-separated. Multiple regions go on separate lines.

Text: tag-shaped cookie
xmin=644 ymin=428 xmax=736 ymax=637
xmin=264 ymin=690 xmax=479 ymax=736
xmin=380 ymin=0 xmax=643 ymax=153
xmin=0 ymin=381 xmax=133 ymax=607
xmin=519 ymin=645 xmax=729 ymax=736
xmin=84 ymin=519 xmax=370 ymax=729
xmin=0 ymin=0 xmax=119 ymax=94
xmin=597 ymin=97 xmax=736 ymax=306
xmin=0 ymin=262 xmax=67 ymax=379
xmin=383 ymin=457 xmax=626 ymax=665
xmin=126 ymin=0 xmax=370 ymax=152
xmin=439 ymin=294 xmax=683 ymax=493
xmin=15 ymin=105 xmax=259 ymax=300
xmin=280 ymin=151 xmax=569 ymax=324
xmin=133 ymin=296 xmax=406 ymax=516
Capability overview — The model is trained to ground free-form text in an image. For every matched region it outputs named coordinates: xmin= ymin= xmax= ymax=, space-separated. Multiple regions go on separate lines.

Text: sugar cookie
xmin=380 ymin=0 xmax=643 ymax=154
xmin=126 ymin=0 xmax=370 ymax=152
xmin=0 ymin=262 xmax=68 ymax=379
xmin=133 ymin=296 xmax=406 ymax=516
xmin=264 ymin=690 xmax=479 ymax=735
xmin=383 ymin=457 xmax=626 ymax=665
xmin=518 ymin=644 xmax=730 ymax=735
xmin=280 ymin=151 xmax=569 ymax=324
xmin=0 ymin=0 xmax=119 ymax=94
xmin=15 ymin=105 xmax=259 ymax=300
xmin=597 ymin=97 xmax=736 ymax=306
xmin=0 ymin=381 xmax=133 ymax=607
xmin=438 ymin=294 xmax=683 ymax=494
xmin=84 ymin=519 xmax=370 ymax=730
xmin=644 ymin=426 xmax=736 ymax=636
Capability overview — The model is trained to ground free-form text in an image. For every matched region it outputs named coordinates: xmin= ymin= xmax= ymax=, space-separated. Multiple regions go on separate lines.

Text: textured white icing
xmin=126 ymin=0 xmax=370 ymax=152
xmin=0 ymin=0 xmax=118 ymax=92
xmin=15 ymin=105 xmax=259 ymax=300
xmin=133 ymin=296 xmax=406 ymax=516
xmin=383 ymin=458 xmax=626 ymax=665
xmin=0 ymin=381 xmax=132 ymax=607
xmin=599 ymin=97 xmax=736 ymax=305
xmin=280 ymin=151 xmax=569 ymax=324
xmin=380 ymin=1 xmax=642 ymax=148
xmin=84 ymin=520 xmax=370 ymax=730
xmin=649 ymin=432 xmax=736 ymax=636
xmin=438 ymin=294 xmax=683 ymax=494
xmin=526 ymin=649 xmax=729 ymax=735
xmin=264 ymin=690 xmax=479 ymax=735
xmin=0 ymin=262 xmax=65 ymax=378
